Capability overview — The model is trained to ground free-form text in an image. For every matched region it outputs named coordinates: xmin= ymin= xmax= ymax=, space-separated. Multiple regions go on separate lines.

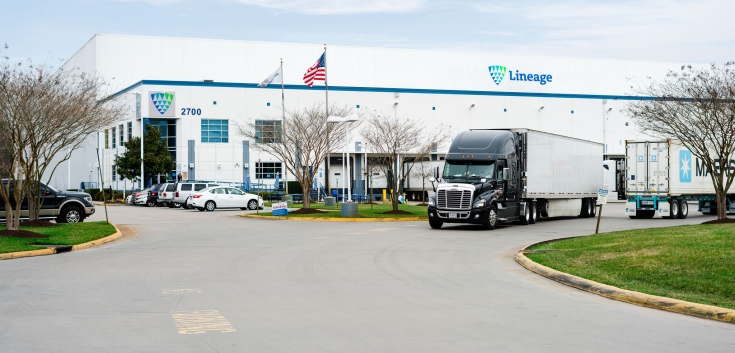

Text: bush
xmin=84 ymin=188 xmax=100 ymax=197
xmin=93 ymin=190 xmax=123 ymax=202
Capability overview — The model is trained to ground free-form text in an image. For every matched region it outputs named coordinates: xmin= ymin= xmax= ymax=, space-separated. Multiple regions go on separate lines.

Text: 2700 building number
xmin=181 ymin=108 xmax=202 ymax=115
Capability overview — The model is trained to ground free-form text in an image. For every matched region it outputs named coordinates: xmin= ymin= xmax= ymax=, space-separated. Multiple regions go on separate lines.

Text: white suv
xmin=173 ymin=182 xmax=219 ymax=209
xmin=158 ymin=183 xmax=178 ymax=207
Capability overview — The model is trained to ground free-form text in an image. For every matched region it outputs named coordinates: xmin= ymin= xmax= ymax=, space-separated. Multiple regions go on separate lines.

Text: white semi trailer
xmin=624 ymin=140 xmax=735 ymax=219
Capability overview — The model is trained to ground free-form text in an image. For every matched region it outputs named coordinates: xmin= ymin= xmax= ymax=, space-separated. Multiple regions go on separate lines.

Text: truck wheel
xmin=580 ymin=199 xmax=591 ymax=218
xmin=529 ymin=202 xmax=537 ymax=224
xmin=678 ymin=200 xmax=688 ymax=219
xmin=482 ymin=205 xmax=498 ymax=230
xmin=57 ymin=206 xmax=84 ymax=223
xmin=429 ymin=218 xmax=443 ymax=229
xmin=668 ymin=199 xmax=679 ymax=219
xmin=519 ymin=201 xmax=530 ymax=225
xmin=589 ymin=200 xmax=597 ymax=217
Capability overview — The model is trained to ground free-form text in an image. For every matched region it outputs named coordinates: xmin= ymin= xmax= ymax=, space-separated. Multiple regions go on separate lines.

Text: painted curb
xmin=240 ymin=214 xmax=427 ymax=222
xmin=515 ymin=242 xmax=735 ymax=325
xmin=0 ymin=223 xmax=122 ymax=260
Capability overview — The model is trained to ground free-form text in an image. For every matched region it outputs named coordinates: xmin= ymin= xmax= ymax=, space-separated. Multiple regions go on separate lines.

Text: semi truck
xmin=624 ymin=140 xmax=734 ymax=219
xmin=427 ymin=129 xmax=603 ymax=230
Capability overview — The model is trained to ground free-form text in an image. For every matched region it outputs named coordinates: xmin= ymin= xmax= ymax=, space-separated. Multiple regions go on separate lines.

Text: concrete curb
xmin=515 ymin=241 xmax=735 ymax=325
xmin=240 ymin=214 xmax=427 ymax=222
xmin=0 ymin=223 xmax=122 ymax=261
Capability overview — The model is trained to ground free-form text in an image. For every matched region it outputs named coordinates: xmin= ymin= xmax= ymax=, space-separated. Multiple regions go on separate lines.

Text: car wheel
xmin=173 ymin=202 xmax=181 ymax=208
xmin=182 ymin=198 xmax=192 ymax=209
xmin=240 ymin=207 xmax=248 ymax=210
xmin=678 ymin=200 xmax=688 ymax=219
xmin=519 ymin=201 xmax=530 ymax=225
xmin=197 ymin=207 xmax=205 ymax=211
xmin=167 ymin=202 xmax=175 ymax=208
xmin=429 ymin=218 xmax=443 ymax=229
xmin=247 ymin=199 xmax=258 ymax=210
xmin=482 ymin=204 xmax=498 ymax=230
xmin=146 ymin=200 xmax=155 ymax=207
xmin=57 ymin=206 xmax=83 ymax=223
xmin=205 ymin=201 xmax=216 ymax=211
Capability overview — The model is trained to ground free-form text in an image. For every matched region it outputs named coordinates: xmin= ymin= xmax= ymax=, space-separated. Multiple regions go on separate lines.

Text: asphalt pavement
xmin=0 ymin=202 xmax=733 ymax=352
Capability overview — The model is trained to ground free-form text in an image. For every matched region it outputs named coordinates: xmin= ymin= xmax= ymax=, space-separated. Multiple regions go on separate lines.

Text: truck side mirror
xmin=433 ymin=166 xmax=439 ymax=179
xmin=503 ymin=168 xmax=510 ymax=181
xmin=428 ymin=177 xmax=435 ymax=183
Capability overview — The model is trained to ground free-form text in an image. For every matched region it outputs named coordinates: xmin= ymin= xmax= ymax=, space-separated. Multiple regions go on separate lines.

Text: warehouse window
xmin=119 ymin=124 xmax=124 ymax=145
xmin=105 ymin=129 xmax=109 ymax=149
xmin=255 ymin=162 xmax=282 ymax=179
xmin=201 ymin=119 xmax=229 ymax=143
xmin=127 ymin=122 xmax=132 ymax=141
xmin=111 ymin=127 xmax=116 ymax=148
xmin=254 ymin=120 xmax=281 ymax=144
xmin=112 ymin=165 xmax=117 ymax=181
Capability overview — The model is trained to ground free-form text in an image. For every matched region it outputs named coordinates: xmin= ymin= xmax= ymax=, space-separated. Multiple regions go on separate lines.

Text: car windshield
xmin=442 ymin=161 xmax=495 ymax=182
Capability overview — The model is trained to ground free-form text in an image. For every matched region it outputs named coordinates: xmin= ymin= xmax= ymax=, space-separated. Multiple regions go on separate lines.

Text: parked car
xmin=157 ymin=183 xmax=179 ymax=207
xmin=0 ymin=180 xmax=95 ymax=223
xmin=188 ymin=186 xmax=263 ymax=211
xmin=173 ymin=182 xmax=219 ymax=209
xmin=134 ymin=188 xmax=151 ymax=206
xmin=126 ymin=189 xmax=143 ymax=205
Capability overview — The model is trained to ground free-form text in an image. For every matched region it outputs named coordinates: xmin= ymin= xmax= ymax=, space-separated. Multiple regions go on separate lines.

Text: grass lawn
xmin=0 ymin=222 xmax=117 ymax=254
xmin=527 ymin=224 xmax=735 ymax=309
xmin=259 ymin=202 xmax=427 ymax=218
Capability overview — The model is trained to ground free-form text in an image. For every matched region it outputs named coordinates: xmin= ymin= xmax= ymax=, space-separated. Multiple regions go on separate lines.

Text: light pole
xmin=327 ymin=114 xmax=358 ymax=202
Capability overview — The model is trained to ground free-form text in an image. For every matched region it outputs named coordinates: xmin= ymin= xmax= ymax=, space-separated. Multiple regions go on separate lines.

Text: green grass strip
xmin=0 ymin=222 xmax=117 ymax=253
xmin=527 ymin=224 xmax=735 ymax=309
xmin=260 ymin=202 xmax=427 ymax=218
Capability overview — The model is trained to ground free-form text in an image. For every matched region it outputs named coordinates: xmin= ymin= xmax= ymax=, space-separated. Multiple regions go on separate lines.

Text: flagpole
xmin=324 ymin=43 xmax=331 ymax=196
xmin=281 ymin=58 xmax=288 ymax=196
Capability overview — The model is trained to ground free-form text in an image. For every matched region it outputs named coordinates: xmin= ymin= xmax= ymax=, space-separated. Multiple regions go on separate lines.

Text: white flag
xmin=258 ymin=66 xmax=282 ymax=87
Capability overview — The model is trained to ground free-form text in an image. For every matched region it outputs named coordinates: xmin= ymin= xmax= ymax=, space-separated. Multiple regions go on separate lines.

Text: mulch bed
xmin=0 ymin=229 xmax=49 ymax=238
xmin=702 ymin=218 xmax=735 ymax=224
xmin=290 ymin=208 xmax=327 ymax=214
xmin=382 ymin=210 xmax=413 ymax=215
xmin=20 ymin=220 xmax=58 ymax=227
xmin=416 ymin=203 xmax=429 ymax=206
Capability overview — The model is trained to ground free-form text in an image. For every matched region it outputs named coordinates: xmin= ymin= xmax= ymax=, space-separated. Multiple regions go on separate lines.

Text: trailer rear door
xmin=626 ymin=141 xmax=670 ymax=194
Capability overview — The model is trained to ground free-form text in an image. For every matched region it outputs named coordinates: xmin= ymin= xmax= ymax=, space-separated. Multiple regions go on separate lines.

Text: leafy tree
xmin=115 ymin=125 xmax=175 ymax=185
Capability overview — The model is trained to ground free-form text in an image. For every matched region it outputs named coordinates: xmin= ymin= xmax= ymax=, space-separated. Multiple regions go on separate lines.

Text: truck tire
xmin=668 ymin=199 xmax=679 ymax=219
xmin=482 ymin=204 xmax=498 ymax=230
xmin=678 ymin=200 xmax=688 ymax=219
xmin=519 ymin=201 xmax=530 ymax=225
xmin=57 ymin=205 xmax=84 ymax=223
xmin=580 ymin=199 xmax=591 ymax=218
xmin=589 ymin=200 xmax=597 ymax=217
xmin=529 ymin=202 xmax=537 ymax=224
xmin=429 ymin=218 xmax=443 ymax=229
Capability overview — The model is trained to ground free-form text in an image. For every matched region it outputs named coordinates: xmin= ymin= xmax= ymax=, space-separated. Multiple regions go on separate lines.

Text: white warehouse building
xmin=58 ymin=34 xmax=677 ymax=198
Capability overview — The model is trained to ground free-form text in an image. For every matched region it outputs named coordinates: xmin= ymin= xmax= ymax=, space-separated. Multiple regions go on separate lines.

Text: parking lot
xmin=0 ymin=202 xmax=733 ymax=352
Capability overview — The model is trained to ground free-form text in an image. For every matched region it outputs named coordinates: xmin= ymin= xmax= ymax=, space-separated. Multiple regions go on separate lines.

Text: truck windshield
xmin=443 ymin=161 xmax=495 ymax=182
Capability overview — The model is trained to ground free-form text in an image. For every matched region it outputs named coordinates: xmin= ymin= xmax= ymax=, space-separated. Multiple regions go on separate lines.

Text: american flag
xmin=303 ymin=52 xmax=326 ymax=87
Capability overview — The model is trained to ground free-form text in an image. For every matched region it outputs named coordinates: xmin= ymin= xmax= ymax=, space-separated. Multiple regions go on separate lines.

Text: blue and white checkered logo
xmin=488 ymin=65 xmax=507 ymax=85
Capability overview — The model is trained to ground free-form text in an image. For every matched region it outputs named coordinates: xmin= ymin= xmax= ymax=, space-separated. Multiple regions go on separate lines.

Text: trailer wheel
xmin=580 ymin=199 xmax=591 ymax=218
xmin=678 ymin=200 xmax=688 ymax=219
xmin=529 ymin=202 xmax=537 ymax=224
xmin=668 ymin=199 xmax=679 ymax=219
xmin=589 ymin=200 xmax=597 ymax=217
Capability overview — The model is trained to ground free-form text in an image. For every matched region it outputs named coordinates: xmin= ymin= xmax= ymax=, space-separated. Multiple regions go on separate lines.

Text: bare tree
xmin=360 ymin=111 xmax=451 ymax=211
xmin=236 ymin=103 xmax=353 ymax=209
xmin=411 ymin=159 xmax=435 ymax=205
xmin=0 ymin=49 xmax=125 ymax=229
xmin=626 ymin=62 xmax=735 ymax=220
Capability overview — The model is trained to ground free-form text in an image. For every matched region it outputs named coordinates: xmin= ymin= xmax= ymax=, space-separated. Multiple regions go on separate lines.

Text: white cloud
xmin=113 ymin=0 xmax=426 ymax=13
xmin=235 ymin=0 xmax=426 ymax=14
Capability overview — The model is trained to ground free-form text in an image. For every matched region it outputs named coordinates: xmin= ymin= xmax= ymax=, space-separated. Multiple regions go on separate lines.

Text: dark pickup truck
xmin=0 ymin=181 xmax=95 ymax=223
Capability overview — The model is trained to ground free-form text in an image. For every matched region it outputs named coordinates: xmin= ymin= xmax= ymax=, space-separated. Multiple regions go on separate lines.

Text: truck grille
xmin=437 ymin=189 xmax=472 ymax=210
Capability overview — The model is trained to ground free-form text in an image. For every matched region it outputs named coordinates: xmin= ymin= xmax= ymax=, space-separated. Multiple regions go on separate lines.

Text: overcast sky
xmin=2 ymin=0 xmax=733 ymax=65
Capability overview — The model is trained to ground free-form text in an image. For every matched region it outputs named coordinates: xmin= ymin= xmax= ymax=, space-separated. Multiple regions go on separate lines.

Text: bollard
xmin=324 ymin=197 xmax=337 ymax=207
xmin=341 ymin=202 xmax=358 ymax=217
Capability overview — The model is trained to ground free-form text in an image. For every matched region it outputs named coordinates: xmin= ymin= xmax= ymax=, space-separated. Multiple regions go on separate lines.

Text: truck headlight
xmin=84 ymin=196 xmax=93 ymax=204
xmin=473 ymin=199 xmax=486 ymax=208
xmin=428 ymin=197 xmax=435 ymax=206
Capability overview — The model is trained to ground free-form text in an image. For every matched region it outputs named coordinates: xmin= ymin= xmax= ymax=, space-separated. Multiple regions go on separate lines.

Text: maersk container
xmin=624 ymin=140 xmax=735 ymax=219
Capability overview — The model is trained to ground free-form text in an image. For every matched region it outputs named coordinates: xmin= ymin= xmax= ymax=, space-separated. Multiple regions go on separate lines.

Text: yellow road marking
xmin=171 ymin=310 xmax=236 ymax=334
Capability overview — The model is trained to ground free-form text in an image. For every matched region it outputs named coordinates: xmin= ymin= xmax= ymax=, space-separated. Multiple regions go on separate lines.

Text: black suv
xmin=0 ymin=181 xmax=95 ymax=223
